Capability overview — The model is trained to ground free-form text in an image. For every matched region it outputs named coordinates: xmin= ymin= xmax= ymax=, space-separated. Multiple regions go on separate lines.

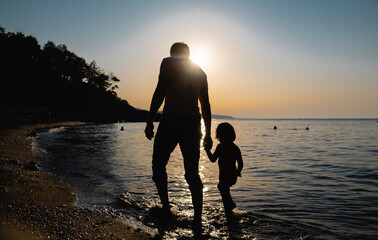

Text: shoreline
xmin=0 ymin=122 xmax=152 ymax=239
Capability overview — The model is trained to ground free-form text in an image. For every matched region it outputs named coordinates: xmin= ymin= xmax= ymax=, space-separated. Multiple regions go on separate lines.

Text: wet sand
xmin=0 ymin=122 xmax=152 ymax=240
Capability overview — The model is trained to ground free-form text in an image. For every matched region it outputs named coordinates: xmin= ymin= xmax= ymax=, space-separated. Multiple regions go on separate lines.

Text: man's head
xmin=170 ymin=42 xmax=190 ymax=58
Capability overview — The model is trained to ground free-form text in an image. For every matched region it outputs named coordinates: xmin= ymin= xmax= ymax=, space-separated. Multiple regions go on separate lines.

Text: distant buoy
xmin=273 ymin=126 xmax=277 ymax=130
xmin=120 ymin=126 xmax=124 ymax=131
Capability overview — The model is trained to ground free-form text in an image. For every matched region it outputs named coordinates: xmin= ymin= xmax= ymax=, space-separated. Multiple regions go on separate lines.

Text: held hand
xmin=144 ymin=123 xmax=155 ymax=140
xmin=204 ymin=135 xmax=213 ymax=151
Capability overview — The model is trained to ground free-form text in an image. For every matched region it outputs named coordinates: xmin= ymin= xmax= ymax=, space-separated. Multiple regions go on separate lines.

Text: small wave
xmin=31 ymin=138 xmax=52 ymax=162
xmin=313 ymin=175 xmax=336 ymax=181
xmin=308 ymin=163 xmax=342 ymax=169
xmin=366 ymin=149 xmax=378 ymax=153
xmin=48 ymin=126 xmax=66 ymax=134
xmin=36 ymin=126 xmax=66 ymax=138
xmin=116 ymin=191 xmax=150 ymax=210
xmin=346 ymin=173 xmax=378 ymax=181
xmin=349 ymin=188 xmax=372 ymax=192
xmin=278 ymin=169 xmax=310 ymax=174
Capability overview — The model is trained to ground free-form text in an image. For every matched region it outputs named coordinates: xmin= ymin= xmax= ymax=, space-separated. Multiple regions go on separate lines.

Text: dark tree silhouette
xmin=0 ymin=26 xmax=154 ymax=125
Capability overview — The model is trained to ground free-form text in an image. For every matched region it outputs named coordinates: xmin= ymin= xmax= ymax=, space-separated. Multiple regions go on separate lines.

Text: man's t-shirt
xmin=157 ymin=56 xmax=208 ymax=117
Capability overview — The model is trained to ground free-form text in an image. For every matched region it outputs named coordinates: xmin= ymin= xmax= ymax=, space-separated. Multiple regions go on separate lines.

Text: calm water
xmin=33 ymin=119 xmax=378 ymax=239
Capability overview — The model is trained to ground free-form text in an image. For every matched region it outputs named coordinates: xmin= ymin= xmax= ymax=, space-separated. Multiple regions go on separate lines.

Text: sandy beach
xmin=0 ymin=122 xmax=152 ymax=240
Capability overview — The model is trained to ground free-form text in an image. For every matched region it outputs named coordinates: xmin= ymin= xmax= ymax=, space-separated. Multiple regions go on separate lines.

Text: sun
xmin=190 ymin=48 xmax=210 ymax=68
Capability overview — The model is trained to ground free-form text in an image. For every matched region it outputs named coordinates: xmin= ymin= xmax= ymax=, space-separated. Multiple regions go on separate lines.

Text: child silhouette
xmin=206 ymin=122 xmax=243 ymax=217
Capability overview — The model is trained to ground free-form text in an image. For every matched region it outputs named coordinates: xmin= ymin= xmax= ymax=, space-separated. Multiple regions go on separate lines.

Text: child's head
xmin=216 ymin=122 xmax=236 ymax=143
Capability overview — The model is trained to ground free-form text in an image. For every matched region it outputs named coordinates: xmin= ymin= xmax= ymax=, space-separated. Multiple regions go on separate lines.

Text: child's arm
xmin=206 ymin=145 xmax=219 ymax=163
xmin=236 ymin=146 xmax=244 ymax=177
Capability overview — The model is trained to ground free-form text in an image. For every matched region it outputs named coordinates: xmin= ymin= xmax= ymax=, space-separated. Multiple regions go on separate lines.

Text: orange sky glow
xmin=1 ymin=1 xmax=377 ymax=118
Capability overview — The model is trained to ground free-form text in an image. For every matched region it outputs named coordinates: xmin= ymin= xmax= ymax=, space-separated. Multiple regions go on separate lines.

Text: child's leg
xmin=218 ymin=182 xmax=236 ymax=215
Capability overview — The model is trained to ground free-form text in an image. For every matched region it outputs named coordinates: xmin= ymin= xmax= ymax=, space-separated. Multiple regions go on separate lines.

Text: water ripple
xmin=34 ymin=119 xmax=378 ymax=239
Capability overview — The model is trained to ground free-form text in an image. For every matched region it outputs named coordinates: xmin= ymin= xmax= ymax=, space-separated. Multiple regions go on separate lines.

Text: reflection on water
xmin=34 ymin=119 xmax=378 ymax=239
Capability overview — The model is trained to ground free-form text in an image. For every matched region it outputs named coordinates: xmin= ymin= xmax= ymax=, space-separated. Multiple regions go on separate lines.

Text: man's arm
xmin=146 ymin=81 xmax=165 ymax=124
xmin=206 ymin=144 xmax=220 ymax=163
xmin=145 ymin=60 xmax=167 ymax=140
xmin=199 ymin=78 xmax=212 ymax=150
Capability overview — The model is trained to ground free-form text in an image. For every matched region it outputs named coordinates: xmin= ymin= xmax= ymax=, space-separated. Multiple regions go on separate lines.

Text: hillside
xmin=0 ymin=26 xmax=156 ymax=125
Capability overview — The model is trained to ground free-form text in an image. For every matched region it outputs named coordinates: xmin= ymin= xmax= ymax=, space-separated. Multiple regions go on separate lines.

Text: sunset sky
xmin=1 ymin=0 xmax=377 ymax=118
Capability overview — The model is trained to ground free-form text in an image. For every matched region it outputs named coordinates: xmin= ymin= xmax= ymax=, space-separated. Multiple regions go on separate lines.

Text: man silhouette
xmin=145 ymin=42 xmax=212 ymax=228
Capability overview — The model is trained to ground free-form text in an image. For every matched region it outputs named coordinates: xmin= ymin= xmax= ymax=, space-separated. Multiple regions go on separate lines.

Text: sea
xmin=32 ymin=119 xmax=378 ymax=239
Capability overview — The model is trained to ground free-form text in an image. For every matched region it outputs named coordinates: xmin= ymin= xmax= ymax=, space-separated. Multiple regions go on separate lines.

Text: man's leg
xmin=179 ymin=117 xmax=203 ymax=224
xmin=183 ymin=154 xmax=203 ymax=223
xmin=152 ymin=121 xmax=178 ymax=210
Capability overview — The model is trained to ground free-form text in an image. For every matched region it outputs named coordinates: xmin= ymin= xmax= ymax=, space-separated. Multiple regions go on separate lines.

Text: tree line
xmin=0 ymin=26 xmax=153 ymax=123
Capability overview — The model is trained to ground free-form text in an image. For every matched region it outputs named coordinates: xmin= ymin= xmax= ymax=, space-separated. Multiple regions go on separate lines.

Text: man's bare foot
xmin=192 ymin=217 xmax=202 ymax=236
